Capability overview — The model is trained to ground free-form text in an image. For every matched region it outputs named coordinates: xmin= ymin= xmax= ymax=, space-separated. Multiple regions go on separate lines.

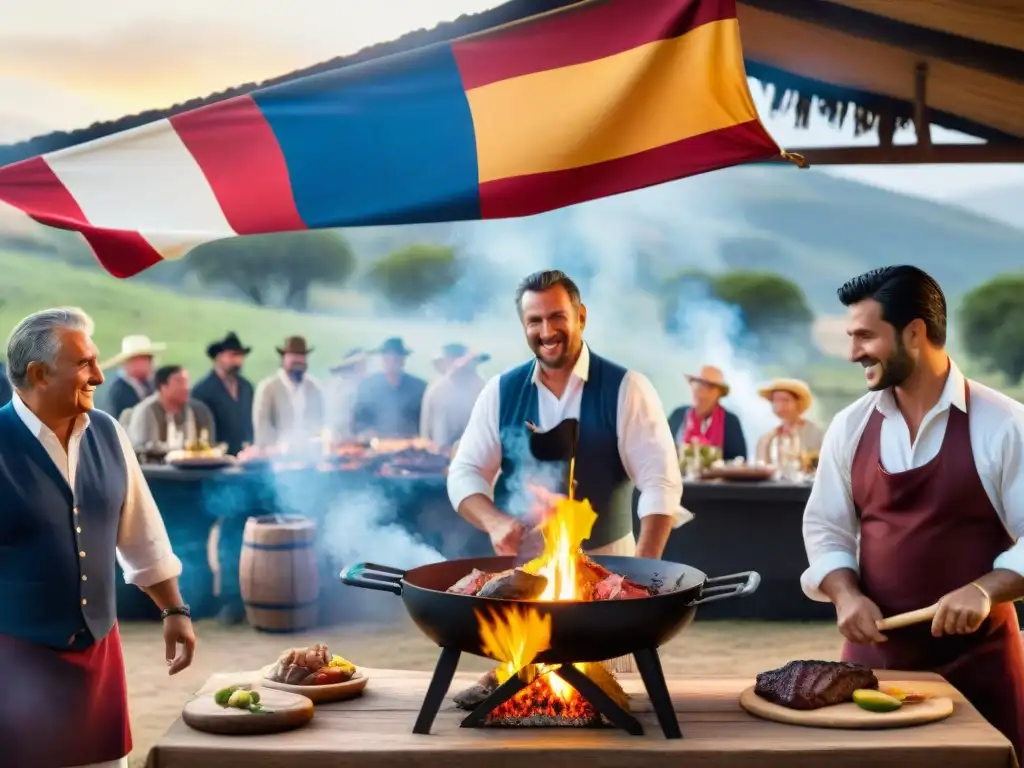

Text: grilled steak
xmin=592 ymin=574 xmax=651 ymax=600
xmin=755 ymin=660 xmax=878 ymax=710
xmin=477 ymin=569 xmax=548 ymax=600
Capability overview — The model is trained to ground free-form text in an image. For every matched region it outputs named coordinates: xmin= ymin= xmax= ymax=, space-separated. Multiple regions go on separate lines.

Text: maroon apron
xmin=842 ymin=384 xmax=1024 ymax=760
xmin=0 ymin=624 xmax=132 ymax=767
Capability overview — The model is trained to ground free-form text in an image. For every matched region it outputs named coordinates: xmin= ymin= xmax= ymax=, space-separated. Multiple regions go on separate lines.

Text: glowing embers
xmin=470 ymin=605 xmax=632 ymax=729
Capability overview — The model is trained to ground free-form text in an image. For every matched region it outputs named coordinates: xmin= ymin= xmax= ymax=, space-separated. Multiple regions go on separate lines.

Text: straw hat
xmin=99 ymin=334 xmax=167 ymax=370
xmin=758 ymin=378 xmax=813 ymax=414
xmin=684 ymin=365 xmax=730 ymax=397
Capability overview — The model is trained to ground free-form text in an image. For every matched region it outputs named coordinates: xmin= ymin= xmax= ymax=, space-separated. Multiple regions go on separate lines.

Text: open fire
xmin=469 ymin=493 xmax=632 ymax=726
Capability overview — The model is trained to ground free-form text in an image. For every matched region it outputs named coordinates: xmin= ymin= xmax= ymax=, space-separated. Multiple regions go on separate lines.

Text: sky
xmin=2 ymin=0 xmax=1022 ymax=203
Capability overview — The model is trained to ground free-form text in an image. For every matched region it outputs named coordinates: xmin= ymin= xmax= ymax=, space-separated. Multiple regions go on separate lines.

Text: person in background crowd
xmin=325 ymin=348 xmax=369 ymax=440
xmin=191 ymin=332 xmax=254 ymax=455
xmin=0 ymin=307 xmax=194 ymax=768
xmin=252 ymin=336 xmax=325 ymax=448
xmin=0 ymin=360 xmax=11 ymax=406
xmin=668 ymin=365 xmax=747 ymax=461
xmin=802 ymin=265 xmax=1024 ymax=760
xmin=352 ymin=337 xmax=427 ymax=439
xmin=754 ymin=378 xmax=824 ymax=465
xmin=127 ymin=365 xmax=216 ymax=449
xmin=97 ymin=334 xmax=165 ymax=424
xmin=420 ymin=343 xmax=490 ymax=450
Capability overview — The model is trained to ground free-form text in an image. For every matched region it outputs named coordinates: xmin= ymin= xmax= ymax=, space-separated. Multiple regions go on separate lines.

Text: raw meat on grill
xmin=592 ymin=574 xmax=650 ymax=600
xmin=447 ymin=569 xmax=490 ymax=595
xmin=754 ymin=660 xmax=879 ymax=710
xmin=477 ymin=570 xmax=548 ymax=600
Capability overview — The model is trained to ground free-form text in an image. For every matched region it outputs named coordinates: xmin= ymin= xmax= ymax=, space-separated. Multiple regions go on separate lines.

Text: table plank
xmin=147 ymin=669 xmax=1017 ymax=768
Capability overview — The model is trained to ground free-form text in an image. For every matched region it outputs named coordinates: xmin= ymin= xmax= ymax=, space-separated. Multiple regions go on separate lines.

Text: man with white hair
xmin=0 ymin=307 xmax=196 ymax=768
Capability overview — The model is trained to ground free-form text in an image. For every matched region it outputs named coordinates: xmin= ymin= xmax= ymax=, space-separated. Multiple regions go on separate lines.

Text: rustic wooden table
xmin=146 ymin=668 xmax=1018 ymax=768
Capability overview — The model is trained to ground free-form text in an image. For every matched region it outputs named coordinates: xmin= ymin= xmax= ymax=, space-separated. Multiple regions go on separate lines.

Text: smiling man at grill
xmin=448 ymin=269 xmax=687 ymax=569
xmin=802 ymin=266 xmax=1024 ymax=759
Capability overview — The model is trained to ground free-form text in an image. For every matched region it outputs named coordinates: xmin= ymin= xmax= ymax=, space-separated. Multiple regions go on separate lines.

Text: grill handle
xmin=340 ymin=562 xmax=405 ymax=596
xmin=692 ymin=571 xmax=760 ymax=605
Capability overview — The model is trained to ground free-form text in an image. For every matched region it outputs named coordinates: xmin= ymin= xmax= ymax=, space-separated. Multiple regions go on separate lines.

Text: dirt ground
xmin=122 ymin=615 xmax=843 ymax=767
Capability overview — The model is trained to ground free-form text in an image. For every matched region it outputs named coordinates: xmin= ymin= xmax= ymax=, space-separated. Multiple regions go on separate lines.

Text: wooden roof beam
xmin=774 ymin=142 xmax=1024 ymax=166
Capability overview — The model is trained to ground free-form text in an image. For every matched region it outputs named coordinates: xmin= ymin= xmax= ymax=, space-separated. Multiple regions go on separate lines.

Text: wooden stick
xmin=876 ymin=603 xmax=939 ymax=631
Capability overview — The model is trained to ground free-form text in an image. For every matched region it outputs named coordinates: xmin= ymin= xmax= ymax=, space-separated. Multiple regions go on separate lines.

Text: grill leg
xmin=413 ymin=646 xmax=461 ymax=735
xmin=554 ymin=664 xmax=643 ymax=735
xmin=634 ymin=647 xmax=682 ymax=739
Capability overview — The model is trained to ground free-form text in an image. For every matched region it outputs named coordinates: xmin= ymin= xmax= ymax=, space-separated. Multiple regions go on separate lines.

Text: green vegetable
xmin=214 ymin=686 xmax=240 ymax=706
xmin=853 ymin=689 xmax=902 ymax=713
xmin=248 ymin=691 xmax=261 ymax=705
xmin=227 ymin=690 xmax=252 ymax=709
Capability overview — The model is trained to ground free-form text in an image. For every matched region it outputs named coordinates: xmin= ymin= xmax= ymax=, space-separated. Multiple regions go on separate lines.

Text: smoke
xmin=320 ymin=485 xmax=444 ymax=571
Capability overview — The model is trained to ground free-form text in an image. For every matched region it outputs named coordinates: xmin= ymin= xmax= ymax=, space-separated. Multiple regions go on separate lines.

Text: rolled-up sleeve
xmin=993 ymin=411 xmax=1024 ymax=576
xmin=446 ymin=376 xmax=503 ymax=511
xmin=800 ymin=411 xmax=860 ymax=602
xmin=113 ymin=421 xmax=183 ymax=587
xmin=617 ymin=372 xmax=689 ymax=527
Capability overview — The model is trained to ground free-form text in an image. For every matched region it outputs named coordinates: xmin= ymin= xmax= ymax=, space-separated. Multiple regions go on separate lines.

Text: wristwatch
xmin=160 ymin=605 xmax=192 ymax=620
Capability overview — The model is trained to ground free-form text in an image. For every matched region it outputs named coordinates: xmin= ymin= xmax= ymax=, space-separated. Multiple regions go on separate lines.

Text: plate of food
xmin=739 ymin=660 xmax=952 ymax=729
xmin=260 ymin=644 xmax=368 ymax=704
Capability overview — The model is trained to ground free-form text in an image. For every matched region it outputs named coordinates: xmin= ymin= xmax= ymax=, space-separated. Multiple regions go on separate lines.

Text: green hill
xmin=0 ymin=249 xmax=357 ymax=384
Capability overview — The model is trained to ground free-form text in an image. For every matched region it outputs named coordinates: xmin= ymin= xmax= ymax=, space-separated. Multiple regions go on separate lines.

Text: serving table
xmin=145 ymin=669 xmax=1017 ymax=768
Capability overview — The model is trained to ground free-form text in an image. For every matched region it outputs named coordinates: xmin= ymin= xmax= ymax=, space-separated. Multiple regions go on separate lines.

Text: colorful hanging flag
xmin=0 ymin=0 xmax=784 ymax=278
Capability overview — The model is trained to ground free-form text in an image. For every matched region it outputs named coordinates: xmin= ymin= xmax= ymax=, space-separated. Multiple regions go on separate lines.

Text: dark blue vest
xmin=0 ymin=403 xmax=126 ymax=650
xmin=494 ymin=351 xmax=633 ymax=550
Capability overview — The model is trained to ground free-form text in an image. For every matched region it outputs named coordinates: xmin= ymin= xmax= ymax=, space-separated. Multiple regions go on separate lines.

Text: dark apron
xmin=842 ymin=384 xmax=1024 ymax=761
xmin=0 ymin=624 xmax=132 ymax=767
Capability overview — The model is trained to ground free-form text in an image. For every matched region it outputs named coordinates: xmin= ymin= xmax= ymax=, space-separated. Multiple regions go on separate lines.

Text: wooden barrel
xmin=239 ymin=515 xmax=320 ymax=632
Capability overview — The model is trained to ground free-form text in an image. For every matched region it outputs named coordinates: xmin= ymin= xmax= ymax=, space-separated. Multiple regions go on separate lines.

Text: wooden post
xmin=878 ymin=106 xmax=896 ymax=149
xmin=914 ymin=62 xmax=931 ymax=149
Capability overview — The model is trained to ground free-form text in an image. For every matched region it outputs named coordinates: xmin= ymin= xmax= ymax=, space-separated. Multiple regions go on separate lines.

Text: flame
xmin=520 ymin=496 xmax=598 ymax=601
xmin=476 ymin=495 xmax=622 ymax=713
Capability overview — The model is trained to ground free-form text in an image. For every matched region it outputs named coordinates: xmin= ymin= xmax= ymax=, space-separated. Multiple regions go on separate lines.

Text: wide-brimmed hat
xmin=99 ymin=334 xmax=167 ymax=371
xmin=206 ymin=332 xmax=251 ymax=360
xmin=685 ymin=365 xmax=730 ymax=397
xmin=434 ymin=342 xmax=491 ymax=372
xmin=758 ymin=377 xmax=813 ymax=414
xmin=330 ymin=347 xmax=369 ymax=373
xmin=376 ymin=337 xmax=412 ymax=356
xmin=276 ymin=336 xmax=314 ymax=356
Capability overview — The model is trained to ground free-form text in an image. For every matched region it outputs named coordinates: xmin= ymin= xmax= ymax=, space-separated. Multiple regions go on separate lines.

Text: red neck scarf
xmin=681 ymin=404 xmax=725 ymax=448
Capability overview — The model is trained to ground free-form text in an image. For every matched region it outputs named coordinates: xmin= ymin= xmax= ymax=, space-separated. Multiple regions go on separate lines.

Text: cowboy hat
xmin=99 ymin=334 xmax=167 ymax=371
xmin=330 ymin=347 xmax=369 ymax=373
xmin=276 ymin=336 xmax=314 ymax=356
xmin=206 ymin=332 xmax=251 ymax=360
xmin=685 ymin=365 xmax=730 ymax=397
xmin=375 ymin=337 xmax=412 ymax=356
xmin=433 ymin=343 xmax=491 ymax=372
xmin=758 ymin=377 xmax=813 ymax=414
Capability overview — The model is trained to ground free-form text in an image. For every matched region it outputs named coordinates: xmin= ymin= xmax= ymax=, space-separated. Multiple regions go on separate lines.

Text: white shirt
xmin=801 ymin=361 xmax=1024 ymax=602
xmin=447 ymin=344 xmax=689 ymax=526
xmin=420 ymin=369 xmax=486 ymax=447
xmin=13 ymin=395 xmax=183 ymax=589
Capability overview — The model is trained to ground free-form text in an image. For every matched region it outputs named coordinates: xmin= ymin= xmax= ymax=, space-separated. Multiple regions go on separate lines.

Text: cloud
xmin=0 ymin=21 xmax=318 ymax=114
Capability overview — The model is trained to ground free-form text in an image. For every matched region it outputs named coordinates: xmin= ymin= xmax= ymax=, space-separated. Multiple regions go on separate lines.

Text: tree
xmin=187 ymin=230 xmax=355 ymax=310
xmin=713 ymin=270 xmax=814 ymax=337
xmin=959 ymin=274 xmax=1024 ymax=384
xmin=365 ymin=244 xmax=464 ymax=311
xmin=658 ymin=269 xmax=815 ymax=362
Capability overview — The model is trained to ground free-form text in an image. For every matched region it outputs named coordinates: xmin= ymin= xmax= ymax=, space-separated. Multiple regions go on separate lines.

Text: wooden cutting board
xmin=182 ymin=688 xmax=314 ymax=735
xmin=739 ymin=685 xmax=954 ymax=729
